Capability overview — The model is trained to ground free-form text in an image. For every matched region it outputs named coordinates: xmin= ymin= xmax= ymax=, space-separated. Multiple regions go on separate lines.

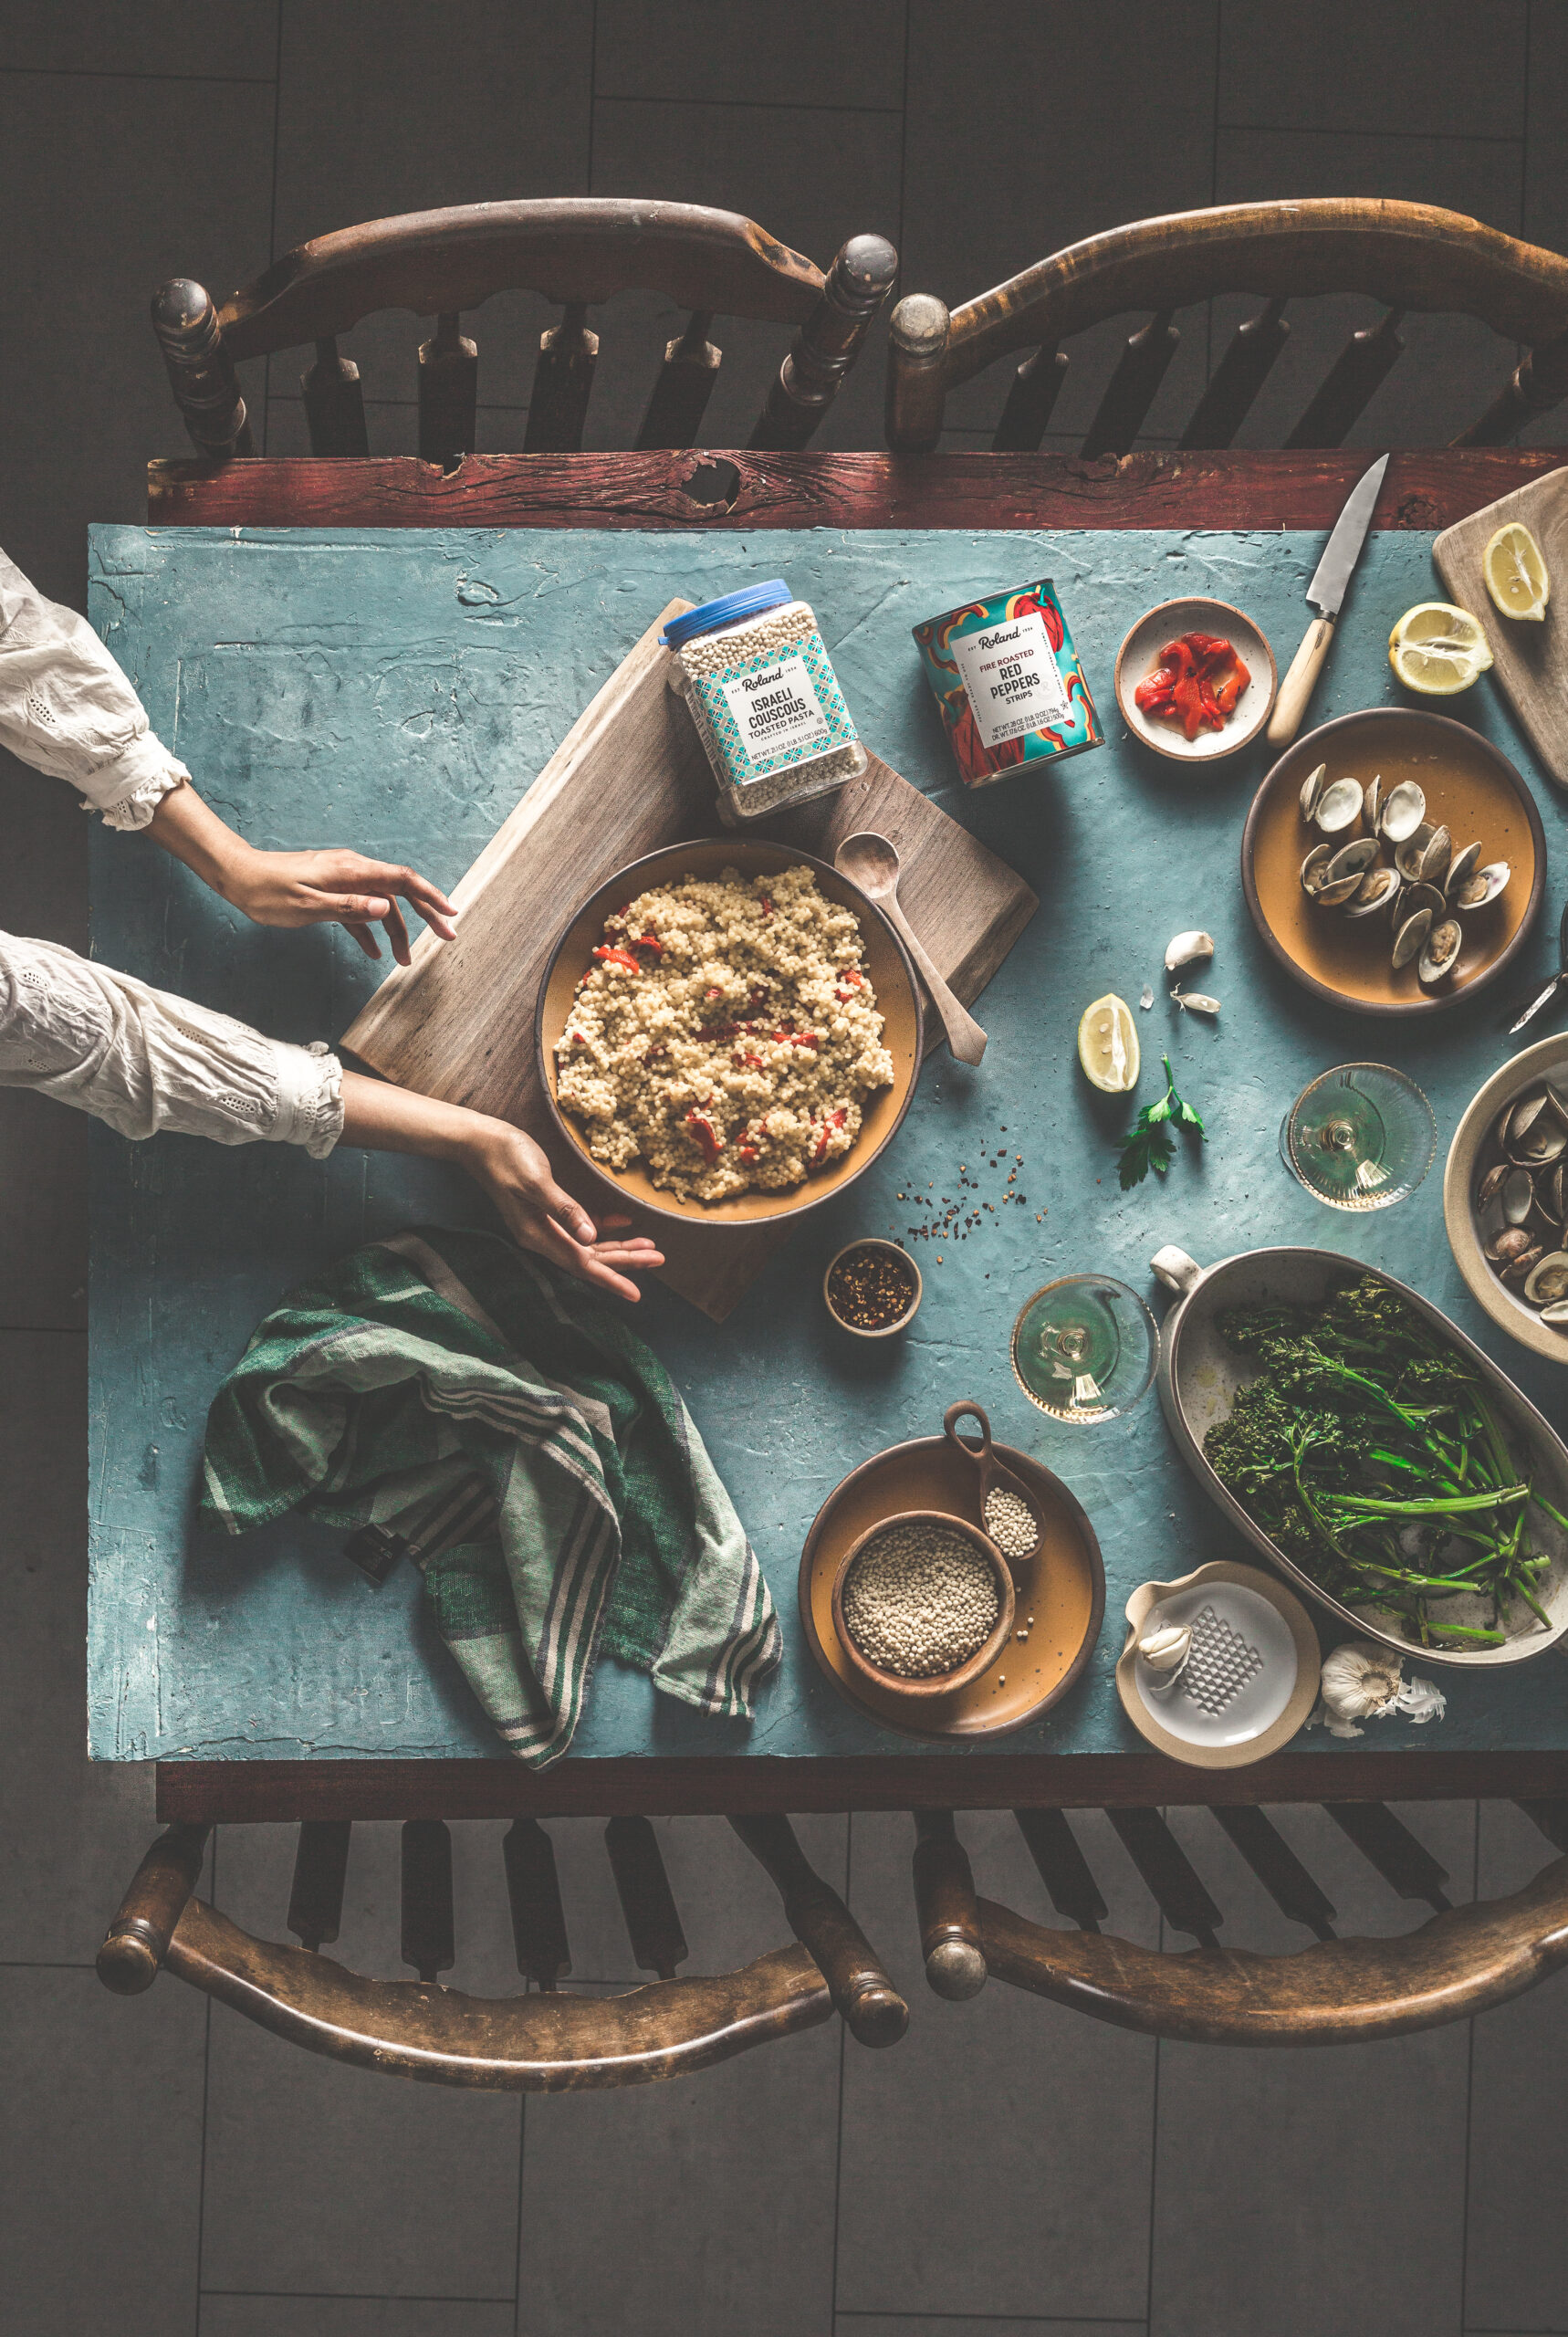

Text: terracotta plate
xmin=535 ymin=837 xmax=923 ymax=1229
xmin=1241 ymin=707 xmax=1544 ymax=1016
xmin=799 ymin=1433 xmax=1104 ymax=1740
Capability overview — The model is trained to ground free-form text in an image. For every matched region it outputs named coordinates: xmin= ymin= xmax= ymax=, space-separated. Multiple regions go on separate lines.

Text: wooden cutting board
xmin=342 ymin=601 xmax=1038 ymax=1320
xmin=1434 ymin=464 xmax=1568 ymax=788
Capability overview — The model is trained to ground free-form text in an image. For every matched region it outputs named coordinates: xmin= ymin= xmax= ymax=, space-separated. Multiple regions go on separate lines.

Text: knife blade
xmin=1265 ymin=454 xmax=1390 ymax=748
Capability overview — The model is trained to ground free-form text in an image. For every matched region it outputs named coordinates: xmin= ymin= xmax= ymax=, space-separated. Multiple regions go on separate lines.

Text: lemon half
xmin=1482 ymin=521 xmax=1550 ymax=622
xmin=1388 ymin=602 xmax=1494 ymax=695
xmin=1077 ymin=993 xmax=1139 ymax=1093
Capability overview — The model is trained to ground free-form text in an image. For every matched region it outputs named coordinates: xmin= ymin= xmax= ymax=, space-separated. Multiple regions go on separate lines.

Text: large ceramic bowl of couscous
xmin=537 ymin=839 xmax=924 ymax=1227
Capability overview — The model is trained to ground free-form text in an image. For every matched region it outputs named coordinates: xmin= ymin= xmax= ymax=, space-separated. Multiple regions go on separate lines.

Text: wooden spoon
xmin=942 ymin=1401 xmax=1040 ymax=1572
xmin=834 ymin=832 xmax=987 ymax=1065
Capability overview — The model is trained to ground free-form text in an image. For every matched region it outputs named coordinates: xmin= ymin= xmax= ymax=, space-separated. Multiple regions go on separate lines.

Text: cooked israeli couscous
xmin=555 ymin=863 xmax=894 ymax=1202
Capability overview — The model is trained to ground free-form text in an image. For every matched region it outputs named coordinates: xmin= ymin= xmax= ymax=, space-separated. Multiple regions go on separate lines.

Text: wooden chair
xmin=885 ymin=198 xmax=1568 ymax=456
xmin=150 ymin=198 xmax=898 ymax=466
xmin=97 ymin=1812 xmax=905 ymax=2091
xmin=909 ymin=1800 xmax=1568 ymax=2043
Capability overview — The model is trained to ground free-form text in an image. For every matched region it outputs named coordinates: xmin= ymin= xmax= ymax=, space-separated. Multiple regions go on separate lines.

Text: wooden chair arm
xmin=219 ymin=199 xmax=823 ymax=361
xmin=912 ymin=1812 xmax=987 ymax=2000
xmin=160 ymin=1896 xmax=831 ymax=2091
xmin=729 ymin=1814 xmax=909 ymax=2048
xmin=97 ymin=1823 xmax=210 ymax=1996
xmin=975 ymin=1853 xmax=1568 ymax=2046
xmin=940 ymin=200 xmax=1568 ymax=393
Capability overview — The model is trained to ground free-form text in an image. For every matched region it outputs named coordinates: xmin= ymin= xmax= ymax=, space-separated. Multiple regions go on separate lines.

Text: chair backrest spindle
xmin=1179 ymin=296 xmax=1291 ymax=450
xmin=287 ymin=1818 xmax=352 ymax=1949
xmin=503 ymin=1817 xmax=571 ymax=1990
xmin=524 ymin=302 xmax=599 ymax=453
xmin=1209 ymin=1805 xmax=1337 ymax=1940
xmin=750 ymin=233 xmax=899 ymax=453
xmin=301 ymin=337 xmax=369 ymax=456
xmin=992 ymin=344 xmax=1069 ymax=452
xmin=1285 ymin=308 xmax=1405 ymax=448
xmin=1081 ymin=310 xmax=1180 ymax=461
xmin=1108 ymin=1807 xmax=1223 ymax=1946
xmin=401 ymin=1818 xmax=456 ymax=1983
xmin=1012 ymin=1808 xmax=1106 ymax=1932
xmin=603 ymin=1815 xmax=687 ymax=1979
xmin=635 ymin=311 xmax=722 ymax=451
xmin=418 ymin=311 xmax=478 ymax=468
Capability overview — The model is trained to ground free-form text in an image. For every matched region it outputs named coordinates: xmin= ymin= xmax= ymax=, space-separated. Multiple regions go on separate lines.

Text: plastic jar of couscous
xmin=663 ymin=580 xmax=868 ymax=822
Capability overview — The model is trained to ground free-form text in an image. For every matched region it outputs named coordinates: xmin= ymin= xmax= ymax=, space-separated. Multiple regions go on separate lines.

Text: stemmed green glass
xmin=1010 ymin=1274 xmax=1159 ymax=1424
xmin=1280 ymin=1063 xmax=1437 ymax=1211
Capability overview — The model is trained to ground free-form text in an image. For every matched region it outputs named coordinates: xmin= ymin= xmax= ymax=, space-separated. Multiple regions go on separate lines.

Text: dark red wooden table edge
xmin=145 ymin=445 xmax=1568 ymax=1820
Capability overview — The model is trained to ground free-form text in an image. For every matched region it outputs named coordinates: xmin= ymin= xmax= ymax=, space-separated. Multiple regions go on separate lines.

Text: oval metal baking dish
xmin=1149 ymin=1241 xmax=1568 ymax=1670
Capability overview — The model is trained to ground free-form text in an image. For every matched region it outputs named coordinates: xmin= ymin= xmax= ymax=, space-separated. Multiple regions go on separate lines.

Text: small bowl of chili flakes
xmin=1114 ymin=597 xmax=1276 ymax=765
xmin=824 ymin=1238 xmax=922 ymax=1338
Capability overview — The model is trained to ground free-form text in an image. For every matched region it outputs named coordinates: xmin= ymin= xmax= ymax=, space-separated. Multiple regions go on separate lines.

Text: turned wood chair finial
xmin=885 ymin=198 xmax=1568 ymax=456
xmin=153 ymin=201 xmax=898 ymax=466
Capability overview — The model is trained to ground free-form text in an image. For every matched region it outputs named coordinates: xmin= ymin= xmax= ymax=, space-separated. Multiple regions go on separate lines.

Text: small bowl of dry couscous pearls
xmin=831 ymin=1511 xmax=1014 ymax=1698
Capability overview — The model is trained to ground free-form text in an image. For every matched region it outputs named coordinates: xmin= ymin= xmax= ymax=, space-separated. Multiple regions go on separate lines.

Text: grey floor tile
xmin=1462 ymin=1801 xmax=1568 ymax=2334
xmin=271 ymin=0 xmax=593 ymax=414
xmin=1218 ymin=0 xmax=1528 ymax=139
xmin=1 ymin=5 xmax=277 ymax=77
xmin=214 ymin=1818 xmax=524 ymax=1996
xmin=595 ymin=0 xmax=907 ymax=110
xmin=1214 ymin=127 xmax=1528 ymax=448
xmin=590 ymin=96 xmax=903 ymax=452
xmin=1149 ymin=1806 xmax=1477 ymax=2337
xmin=0 ymin=1965 xmax=205 ymax=2336
xmin=834 ymin=1810 xmax=1158 ymax=2323
xmin=902 ymin=0 xmax=1218 ymax=440
xmin=0 ymin=73 xmax=277 ymax=604
xmin=519 ymin=2011 xmax=841 ymax=2337
xmin=841 ymin=2323 xmax=1145 ymax=2337
xmin=0 ymin=1330 xmax=156 ymax=1956
xmin=545 ymin=1810 xmax=849 ymax=1985
xmin=199 ymin=2006 xmax=521 ymax=2298
xmin=202 ymin=2300 xmax=515 ymax=2336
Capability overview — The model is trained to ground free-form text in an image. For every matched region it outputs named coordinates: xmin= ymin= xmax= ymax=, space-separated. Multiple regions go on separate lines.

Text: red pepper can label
xmin=913 ymin=580 xmax=1102 ymax=787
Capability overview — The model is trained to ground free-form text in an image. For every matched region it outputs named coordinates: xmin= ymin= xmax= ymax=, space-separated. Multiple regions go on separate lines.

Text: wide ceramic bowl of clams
xmin=1445 ymin=1033 xmax=1568 ymax=1362
xmin=1241 ymin=707 xmax=1543 ymax=1017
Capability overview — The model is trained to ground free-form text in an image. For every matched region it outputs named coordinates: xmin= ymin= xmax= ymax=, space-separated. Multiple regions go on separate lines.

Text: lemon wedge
xmin=1077 ymin=993 xmax=1139 ymax=1093
xmin=1482 ymin=520 xmax=1550 ymax=622
xmin=1388 ymin=603 xmax=1494 ymax=695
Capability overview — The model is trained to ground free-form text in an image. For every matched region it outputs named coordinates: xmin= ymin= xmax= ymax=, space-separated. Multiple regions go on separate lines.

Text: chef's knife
xmin=1265 ymin=454 xmax=1390 ymax=747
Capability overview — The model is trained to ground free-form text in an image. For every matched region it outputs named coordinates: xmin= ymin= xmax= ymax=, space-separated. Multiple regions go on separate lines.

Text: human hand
xmin=464 ymin=1122 xmax=664 ymax=1303
xmin=223 ymin=846 xmax=458 ymax=965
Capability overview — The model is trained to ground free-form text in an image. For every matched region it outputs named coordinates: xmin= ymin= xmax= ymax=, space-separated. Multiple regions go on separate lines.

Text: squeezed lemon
xmin=1388 ymin=603 xmax=1494 ymax=695
xmin=1077 ymin=994 xmax=1139 ymax=1093
xmin=1482 ymin=521 xmax=1550 ymax=622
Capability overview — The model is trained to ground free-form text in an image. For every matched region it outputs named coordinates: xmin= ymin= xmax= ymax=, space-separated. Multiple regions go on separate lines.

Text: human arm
xmin=0 ymin=545 xmax=455 ymax=965
xmin=339 ymin=1073 xmax=664 ymax=1304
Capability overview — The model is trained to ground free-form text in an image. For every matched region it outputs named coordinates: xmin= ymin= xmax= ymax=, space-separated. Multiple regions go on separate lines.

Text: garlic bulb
xmin=1313 ymin=1640 xmax=1448 ymax=1740
xmin=1138 ymin=1623 xmax=1192 ymax=1672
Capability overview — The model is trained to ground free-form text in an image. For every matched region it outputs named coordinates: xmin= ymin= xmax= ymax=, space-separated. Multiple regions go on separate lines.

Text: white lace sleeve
xmin=0 ymin=933 xmax=345 ymax=1158
xmin=0 ymin=545 xmax=189 ymax=827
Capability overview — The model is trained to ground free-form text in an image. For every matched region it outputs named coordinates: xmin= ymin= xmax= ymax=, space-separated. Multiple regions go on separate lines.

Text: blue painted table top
xmin=86 ymin=522 xmax=1568 ymax=1763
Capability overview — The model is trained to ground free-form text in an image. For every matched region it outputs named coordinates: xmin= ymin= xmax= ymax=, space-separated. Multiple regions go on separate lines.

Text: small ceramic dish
xmin=831 ymin=1511 xmax=1014 ymax=1701
xmin=822 ymin=1238 xmax=923 ymax=1338
xmin=1240 ymin=707 xmax=1543 ymax=1018
xmin=1113 ymin=597 xmax=1276 ymax=763
xmin=1115 ymin=1561 xmax=1320 ymax=1768
xmin=1444 ymin=1030 xmax=1568 ymax=1364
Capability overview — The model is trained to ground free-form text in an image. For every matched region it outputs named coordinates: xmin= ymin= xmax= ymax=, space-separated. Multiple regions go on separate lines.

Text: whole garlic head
xmin=1314 ymin=1640 xmax=1448 ymax=1740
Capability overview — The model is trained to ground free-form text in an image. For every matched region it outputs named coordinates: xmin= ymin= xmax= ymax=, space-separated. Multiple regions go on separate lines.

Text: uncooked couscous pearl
xmin=982 ymin=1486 xmax=1039 ymax=1556
xmin=841 ymin=1521 xmax=999 ymax=1679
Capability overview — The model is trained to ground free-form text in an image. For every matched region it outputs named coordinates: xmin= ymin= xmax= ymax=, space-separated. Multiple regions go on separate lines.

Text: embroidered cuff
xmin=271 ymin=1039 xmax=345 ymax=1159
xmin=88 ymin=732 xmax=191 ymax=831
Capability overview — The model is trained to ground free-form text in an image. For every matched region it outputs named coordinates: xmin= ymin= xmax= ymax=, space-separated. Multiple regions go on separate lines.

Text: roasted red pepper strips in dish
xmin=1134 ymin=631 xmax=1250 ymax=740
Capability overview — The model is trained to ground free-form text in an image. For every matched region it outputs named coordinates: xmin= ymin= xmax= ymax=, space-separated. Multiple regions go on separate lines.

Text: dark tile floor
xmin=3 ymin=5 xmax=1566 ymax=2332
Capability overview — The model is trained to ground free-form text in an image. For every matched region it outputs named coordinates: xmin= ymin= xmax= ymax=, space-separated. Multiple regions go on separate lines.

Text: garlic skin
xmin=1312 ymin=1640 xmax=1448 ymax=1739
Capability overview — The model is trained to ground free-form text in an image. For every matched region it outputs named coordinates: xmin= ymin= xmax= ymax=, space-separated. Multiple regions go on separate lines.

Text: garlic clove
xmin=1138 ymin=1622 xmax=1193 ymax=1672
xmin=1166 ymin=930 xmax=1216 ymax=974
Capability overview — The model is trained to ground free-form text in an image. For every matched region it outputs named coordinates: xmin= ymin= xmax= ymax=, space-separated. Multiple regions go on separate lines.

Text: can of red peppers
xmin=913 ymin=580 xmax=1102 ymax=788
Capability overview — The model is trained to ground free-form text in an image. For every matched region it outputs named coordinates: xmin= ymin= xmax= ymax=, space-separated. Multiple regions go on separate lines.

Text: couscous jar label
xmin=914 ymin=580 xmax=1102 ymax=788
xmin=691 ymin=627 xmax=858 ymax=791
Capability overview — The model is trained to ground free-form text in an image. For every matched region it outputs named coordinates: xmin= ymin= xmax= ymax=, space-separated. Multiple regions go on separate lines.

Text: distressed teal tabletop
xmin=87 ymin=523 xmax=1568 ymax=1762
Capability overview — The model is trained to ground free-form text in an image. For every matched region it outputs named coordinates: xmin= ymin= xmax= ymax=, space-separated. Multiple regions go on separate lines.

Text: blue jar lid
xmin=661 ymin=580 xmax=792 ymax=651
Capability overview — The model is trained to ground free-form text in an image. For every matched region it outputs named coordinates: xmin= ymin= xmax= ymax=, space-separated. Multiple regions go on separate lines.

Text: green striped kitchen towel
xmin=199 ymin=1225 xmax=780 ymax=1766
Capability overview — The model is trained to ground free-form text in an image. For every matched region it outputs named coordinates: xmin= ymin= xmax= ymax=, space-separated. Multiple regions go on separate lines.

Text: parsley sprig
xmin=1116 ymin=1053 xmax=1206 ymax=1190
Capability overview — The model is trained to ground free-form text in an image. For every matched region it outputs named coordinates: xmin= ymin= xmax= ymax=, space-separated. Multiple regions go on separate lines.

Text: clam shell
xmin=1325 ymin=837 xmax=1379 ymax=883
xmin=1489 ymin=1226 xmax=1534 ymax=1263
xmin=1524 ymin=1252 xmax=1568 ymax=1306
xmin=1540 ymin=1301 xmax=1568 ymax=1329
xmin=1516 ymin=1119 xmax=1568 ymax=1166
xmin=1317 ymin=873 xmax=1364 ymax=907
xmin=1501 ymin=1166 xmax=1538 ymax=1224
xmin=1418 ymin=917 xmax=1462 ymax=985
xmin=1396 ymin=823 xmax=1437 ymax=882
xmin=1477 ymin=1160 xmax=1511 ymax=1207
xmin=1343 ymin=865 xmax=1400 ymax=918
xmin=1314 ymin=778 xmax=1364 ymax=834
xmin=1445 ymin=842 xmax=1481 ymax=900
xmin=1377 ymin=780 xmax=1427 ymax=843
xmin=1400 ymin=882 xmax=1447 ymax=925
xmin=1365 ymin=775 xmax=1383 ymax=829
xmin=1300 ymin=762 xmax=1327 ymax=819
xmin=1503 ymin=1245 xmax=1546 ymax=1287
xmin=1541 ymin=1159 xmax=1568 ymax=1223
xmin=1301 ymin=843 xmax=1333 ymax=897
xmin=1417 ymin=824 xmax=1453 ymax=885
xmin=1456 ymin=860 xmax=1511 ymax=911
xmin=1392 ymin=907 xmax=1432 ymax=969
xmin=1510 ymin=1091 xmax=1552 ymax=1146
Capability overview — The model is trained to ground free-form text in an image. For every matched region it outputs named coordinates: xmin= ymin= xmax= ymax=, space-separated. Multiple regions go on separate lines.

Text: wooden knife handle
xmin=1266 ymin=613 xmax=1336 ymax=747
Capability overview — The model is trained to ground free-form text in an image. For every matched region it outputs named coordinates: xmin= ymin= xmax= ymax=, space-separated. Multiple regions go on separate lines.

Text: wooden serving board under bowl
xmin=1435 ymin=463 xmax=1568 ymax=789
xmin=342 ymin=600 xmax=1038 ymax=1321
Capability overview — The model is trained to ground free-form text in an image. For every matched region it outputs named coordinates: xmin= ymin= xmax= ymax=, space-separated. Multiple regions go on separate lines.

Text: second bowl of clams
xmin=1446 ymin=1034 xmax=1568 ymax=1363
